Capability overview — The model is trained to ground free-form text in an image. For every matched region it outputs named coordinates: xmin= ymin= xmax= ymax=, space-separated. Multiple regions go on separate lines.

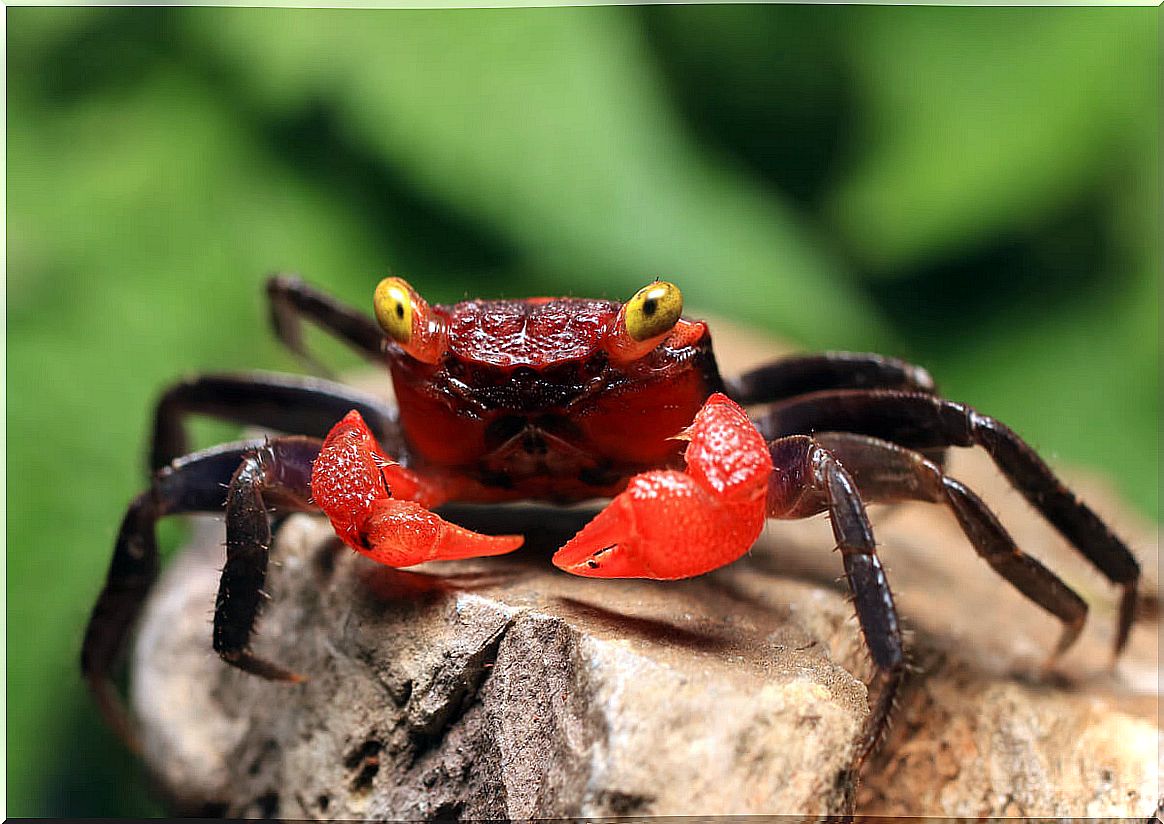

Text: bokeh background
xmin=6 ymin=6 xmax=1158 ymax=816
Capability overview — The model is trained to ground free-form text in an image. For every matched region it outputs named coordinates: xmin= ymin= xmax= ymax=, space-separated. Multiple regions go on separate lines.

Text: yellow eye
xmin=624 ymin=280 xmax=683 ymax=342
xmin=373 ymin=277 xmax=414 ymax=343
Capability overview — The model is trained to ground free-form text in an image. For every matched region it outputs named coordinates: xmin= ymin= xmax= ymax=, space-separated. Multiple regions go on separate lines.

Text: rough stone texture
xmin=131 ymin=320 xmax=1160 ymax=818
xmin=847 ymin=452 xmax=1162 ymax=819
xmin=134 ymin=512 xmax=873 ymax=819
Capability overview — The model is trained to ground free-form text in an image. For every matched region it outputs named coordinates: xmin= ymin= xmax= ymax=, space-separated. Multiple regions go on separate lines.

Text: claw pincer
xmin=312 ymin=410 xmax=523 ymax=566
xmin=553 ymin=393 xmax=772 ymax=579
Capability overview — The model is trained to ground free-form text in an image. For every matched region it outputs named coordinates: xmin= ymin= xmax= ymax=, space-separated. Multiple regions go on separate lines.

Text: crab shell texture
xmin=385 ymin=297 xmax=723 ymax=504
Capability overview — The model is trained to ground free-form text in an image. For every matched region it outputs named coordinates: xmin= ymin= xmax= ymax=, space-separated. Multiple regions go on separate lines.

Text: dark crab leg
xmin=765 ymin=435 xmax=906 ymax=772
xmin=81 ymin=437 xmax=321 ymax=749
xmin=266 ymin=273 xmax=385 ymax=374
xmin=214 ymin=436 xmax=321 ymax=682
xmin=814 ymin=432 xmax=1089 ymax=664
xmin=725 ymin=352 xmax=936 ymax=405
xmin=756 ymin=389 xmax=1141 ymax=657
xmin=150 ymin=372 xmax=402 ymax=472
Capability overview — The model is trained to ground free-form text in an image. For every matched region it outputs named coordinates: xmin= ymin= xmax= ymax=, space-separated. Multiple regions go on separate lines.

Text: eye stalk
xmin=625 ymin=281 xmax=683 ymax=342
xmin=605 ymin=279 xmax=689 ymax=365
xmin=374 ymin=277 xmax=414 ymax=343
xmin=372 ymin=276 xmax=446 ymax=364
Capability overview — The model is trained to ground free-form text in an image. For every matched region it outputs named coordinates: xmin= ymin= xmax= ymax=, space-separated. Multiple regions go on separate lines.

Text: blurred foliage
xmin=6 ymin=6 xmax=1157 ymax=817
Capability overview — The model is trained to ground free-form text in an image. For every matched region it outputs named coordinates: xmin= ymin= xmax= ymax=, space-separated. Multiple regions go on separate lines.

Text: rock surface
xmin=130 ymin=322 xmax=1160 ymax=818
xmin=134 ymin=511 xmax=874 ymax=818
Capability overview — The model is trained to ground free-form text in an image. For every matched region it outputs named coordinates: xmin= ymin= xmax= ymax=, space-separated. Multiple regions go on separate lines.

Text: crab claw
xmin=313 ymin=409 xmax=523 ymax=567
xmin=554 ymin=393 xmax=772 ymax=580
xmin=361 ymin=499 xmax=523 ymax=567
xmin=553 ymin=472 xmax=765 ymax=579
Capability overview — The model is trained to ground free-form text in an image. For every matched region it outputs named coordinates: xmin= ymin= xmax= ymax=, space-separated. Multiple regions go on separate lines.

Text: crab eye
xmin=373 ymin=277 xmax=415 ymax=343
xmin=624 ymin=281 xmax=683 ymax=342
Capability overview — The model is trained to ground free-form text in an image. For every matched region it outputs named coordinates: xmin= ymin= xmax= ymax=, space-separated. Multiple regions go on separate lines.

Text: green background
xmin=7 ymin=7 xmax=1158 ymax=816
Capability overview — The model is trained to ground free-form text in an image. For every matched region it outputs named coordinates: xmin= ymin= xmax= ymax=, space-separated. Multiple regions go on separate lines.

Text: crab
xmin=83 ymin=275 xmax=1140 ymax=776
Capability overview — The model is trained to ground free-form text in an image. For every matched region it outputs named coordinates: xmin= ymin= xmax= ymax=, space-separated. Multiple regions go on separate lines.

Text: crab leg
xmin=151 ymin=371 xmax=402 ymax=472
xmin=312 ymin=410 xmax=524 ymax=567
xmin=82 ymin=437 xmax=321 ymax=749
xmin=726 ymin=351 xmax=936 ymax=404
xmin=755 ymin=388 xmax=1141 ymax=657
xmin=814 ymin=432 xmax=1089 ymax=666
xmin=266 ymin=273 xmax=386 ymax=375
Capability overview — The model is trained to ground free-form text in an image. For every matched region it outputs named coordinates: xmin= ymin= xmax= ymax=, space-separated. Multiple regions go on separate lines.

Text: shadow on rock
xmin=554 ymin=595 xmax=732 ymax=653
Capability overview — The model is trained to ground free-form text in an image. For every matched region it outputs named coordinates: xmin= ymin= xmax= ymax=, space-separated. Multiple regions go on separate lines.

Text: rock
xmin=133 ymin=511 xmax=872 ymax=818
xmin=847 ymin=453 xmax=1161 ymax=818
xmin=129 ymin=320 xmax=1160 ymax=818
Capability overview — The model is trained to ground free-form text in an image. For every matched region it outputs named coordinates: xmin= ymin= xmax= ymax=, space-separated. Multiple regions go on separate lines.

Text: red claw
xmin=361 ymin=500 xmax=523 ymax=567
xmin=552 ymin=471 xmax=766 ymax=579
xmin=312 ymin=410 xmax=523 ymax=566
xmin=553 ymin=393 xmax=772 ymax=580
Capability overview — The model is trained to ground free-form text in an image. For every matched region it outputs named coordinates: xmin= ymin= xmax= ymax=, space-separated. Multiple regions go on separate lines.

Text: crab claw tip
xmin=553 ymin=542 xmax=649 ymax=578
xmin=553 ymin=504 xmax=652 ymax=578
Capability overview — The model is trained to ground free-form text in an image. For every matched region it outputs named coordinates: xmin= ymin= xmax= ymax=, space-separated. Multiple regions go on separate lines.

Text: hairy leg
xmin=266 ymin=273 xmax=384 ymax=374
xmin=814 ymin=432 xmax=1088 ymax=666
xmin=726 ymin=352 xmax=935 ymax=406
xmin=214 ymin=437 xmax=321 ymax=681
xmin=82 ymin=438 xmax=319 ymax=749
xmin=766 ymin=435 xmax=906 ymax=772
xmin=150 ymin=372 xmax=402 ymax=472
xmin=755 ymin=389 xmax=1140 ymax=657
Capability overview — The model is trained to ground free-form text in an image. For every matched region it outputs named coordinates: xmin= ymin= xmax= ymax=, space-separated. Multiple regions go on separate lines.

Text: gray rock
xmin=134 ymin=508 xmax=873 ymax=819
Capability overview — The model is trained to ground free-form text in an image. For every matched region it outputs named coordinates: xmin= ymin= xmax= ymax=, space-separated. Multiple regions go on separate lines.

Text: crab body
xmin=83 ymin=274 xmax=1141 ymax=777
xmin=384 ymin=297 xmax=720 ymax=503
xmin=310 ymin=284 xmax=755 ymax=576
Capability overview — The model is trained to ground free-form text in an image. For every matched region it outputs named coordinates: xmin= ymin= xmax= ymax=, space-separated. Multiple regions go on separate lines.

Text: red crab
xmin=83 ymin=275 xmax=1140 ymax=772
